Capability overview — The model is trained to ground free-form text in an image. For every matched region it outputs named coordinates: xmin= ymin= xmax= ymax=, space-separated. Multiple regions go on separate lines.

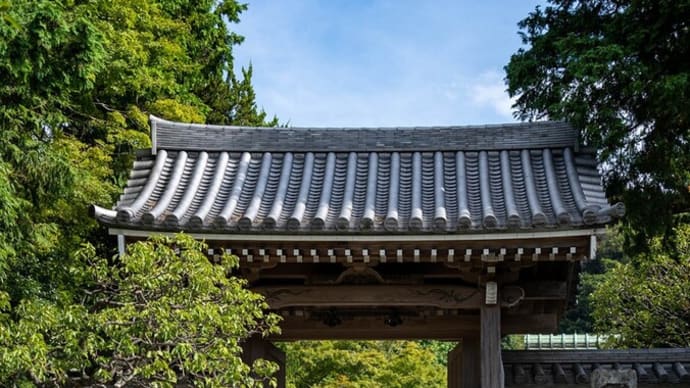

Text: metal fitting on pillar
xmin=485 ymin=281 xmax=498 ymax=305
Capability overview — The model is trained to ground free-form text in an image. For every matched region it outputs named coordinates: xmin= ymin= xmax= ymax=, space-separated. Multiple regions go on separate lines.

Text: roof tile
xmin=93 ymin=117 xmax=623 ymax=234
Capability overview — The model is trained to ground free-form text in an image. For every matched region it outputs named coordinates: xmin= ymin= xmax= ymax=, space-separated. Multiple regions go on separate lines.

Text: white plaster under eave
xmin=107 ymin=228 xmax=607 ymax=242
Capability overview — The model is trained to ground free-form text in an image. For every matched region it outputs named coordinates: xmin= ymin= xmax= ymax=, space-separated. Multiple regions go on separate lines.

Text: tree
xmin=1 ymin=235 xmax=281 ymax=386
xmin=231 ymin=65 xmax=279 ymax=127
xmin=0 ymin=0 xmax=279 ymax=385
xmin=0 ymin=0 xmax=278 ymax=302
xmin=281 ymin=341 xmax=446 ymax=388
xmin=558 ymin=226 xmax=624 ymax=333
xmin=69 ymin=0 xmax=277 ymax=184
xmin=85 ymin=235 xmax=281 ymax=387
xmin=505 ymin=0 xmax=690 ymax=249
xmin=590 ymin=224 xmax=690 ymax=348
xmin=0 ymin=0 xmax=113 ymax=306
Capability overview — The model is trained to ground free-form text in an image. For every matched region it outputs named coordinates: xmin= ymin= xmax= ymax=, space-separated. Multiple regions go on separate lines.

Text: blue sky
xmin=232 ymin=1 xmax=545 ymax=127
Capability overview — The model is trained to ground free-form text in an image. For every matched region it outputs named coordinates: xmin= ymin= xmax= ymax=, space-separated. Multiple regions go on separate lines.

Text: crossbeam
xmin=273 ymin=313 xmax=558 ymax=341
xmin=254 ymin=285 xmax=482 ymax=309
xmin=253 ymin=283 xmax=550 ymax=310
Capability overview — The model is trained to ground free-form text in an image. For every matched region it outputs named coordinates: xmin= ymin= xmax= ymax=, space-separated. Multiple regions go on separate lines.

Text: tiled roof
xmin=91 ymin=116 xmax=624 ymax=234
xmin=151 ymin=117 xmax=578 ymax=153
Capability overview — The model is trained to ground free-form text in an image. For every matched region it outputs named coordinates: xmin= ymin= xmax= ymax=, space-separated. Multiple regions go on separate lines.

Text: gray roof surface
xmin=152 ymin=116 xmax=579 ymax=153
xmin=92 ymin=117 xmax=623 ymax=234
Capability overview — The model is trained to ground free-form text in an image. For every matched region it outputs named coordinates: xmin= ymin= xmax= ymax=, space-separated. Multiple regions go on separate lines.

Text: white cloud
xmin=231 ymin=1 xmax=535 ymax=127
xmin=469 ymin=71 xmax=516 ymax=119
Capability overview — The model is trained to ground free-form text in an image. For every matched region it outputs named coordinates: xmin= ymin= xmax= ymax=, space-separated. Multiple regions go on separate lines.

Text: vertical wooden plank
xmin=448 ymin=338 xmax=480 ymax=388
xmin=242 ymin=336 xmax=286 ymax=388
xmin=269 ymin=343 xmax=286 ymax=388
xmin=462 ymin=337 xmax=480 ymax=387
xmin=448 ymin=343 xmax=461 ymax=388
xmin=481 ymin=294 xmax=504 ymax=388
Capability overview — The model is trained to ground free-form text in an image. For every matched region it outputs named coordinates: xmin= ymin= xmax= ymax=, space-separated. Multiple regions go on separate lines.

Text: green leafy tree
xmin=0 ymin=0 xmax=112 ymax=305
xmin=281 ymin=341 xmax=446 ymax=388
xmin=590 ymin=225 xmax=690 ymax=348
xmin=0 ymin=0 xmax=277 ymax=302
xmin=558 ymin=226 xmax=624 ymax=333
xmin=505 ymin=0 xmax=690 ymax=249
xmin=85 ymin=235 xmax=281 ymax=387
xmin=507 ymin=1 xmax=690 ymax=347
xmin=0 ymin=0 xmax=279 ymax=385
xmin=418 ymin=340 xmax=455 ymax=366
xmin=72 ymin=0 xmax=277 ymax=185
xmin=1 ymin=235 xmax=281 ymax=386
xmin=230 ymin=65 xmax=278 ymax=127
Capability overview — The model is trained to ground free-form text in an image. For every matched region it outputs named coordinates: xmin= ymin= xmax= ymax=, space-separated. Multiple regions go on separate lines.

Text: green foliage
xmin=501 ymin=335 xmax=525 ymax=350
xmin=559 ymin=226 xmax=624 ymax=333
xmin=281 ymin=341 xmax=446 ymax=388
xmin=0 ymin=297 xmax=92 ymax=385
xmin=0 ymin=0 xmax=113 ymax=306
xmin=0 ymin=0 xmax=105 ymax=134
xmin=418 ymin=340 xmax=455 ymax=366
xmin=590 ymin=225 xmax=690 ymax=348
xmin=230 ymin=65 xmax=279 ymax=127
xmin=0 ymin=0 xmax=280 ymax=385
xmin=1 ymin=235 xmax=281 ymax=386
xmin=505 ymin=0 xmax=690 ymax=249
xmin=84 ymin=235 xmax=281 ymax=387
xmin=507 ymin=1 xmax=690 ymax=345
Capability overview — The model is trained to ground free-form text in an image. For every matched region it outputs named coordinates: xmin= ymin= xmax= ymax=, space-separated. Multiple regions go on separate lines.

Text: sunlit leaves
xmin=282 ymin=341 xmax=446 ymax=388
xmin=591 ymin=224 xmax=690 ymax=347
xmin=0 ymin=0 xmax=280 ymax=385
xmin=83 ymin=234 xmax=281 ymax=387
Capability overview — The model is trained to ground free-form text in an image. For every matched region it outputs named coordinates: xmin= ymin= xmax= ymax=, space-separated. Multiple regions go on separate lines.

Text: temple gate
xmin=92 ymin=116 xmax=625 ymax=387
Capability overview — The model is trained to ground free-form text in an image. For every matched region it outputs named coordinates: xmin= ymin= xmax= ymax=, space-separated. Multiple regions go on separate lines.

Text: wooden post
xmin=241 ymin=336 xmax=286 ymax=388
xmin=481 ymin=287 xmax=504 ymax=388
xmin=448 ymin=337 xmax=480 ymax=388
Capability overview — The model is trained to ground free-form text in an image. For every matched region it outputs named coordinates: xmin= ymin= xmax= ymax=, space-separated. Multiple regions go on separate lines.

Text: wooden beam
xmin=522 ymin=281 xmax=567 ymax=300
xmin=241 ymin=337 xmax=286 ymax=388
xmin=254 ymin=285 xmax=482 ymax=309
xmin=255 ymin=284 xmax=536 ymax=310
xmin=275 ymin=315 xmax=477 ymax=340
xmin=272 ymin=313 xmax=558 ymax=341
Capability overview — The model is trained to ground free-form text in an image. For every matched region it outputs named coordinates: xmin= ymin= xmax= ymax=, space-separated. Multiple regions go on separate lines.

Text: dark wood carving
xmin=254 ymin=285 xmax=482 ymax=309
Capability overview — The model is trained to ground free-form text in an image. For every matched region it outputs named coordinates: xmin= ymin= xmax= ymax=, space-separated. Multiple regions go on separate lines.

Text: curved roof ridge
xmin=149 ymin=115 xmax=578 ymax=154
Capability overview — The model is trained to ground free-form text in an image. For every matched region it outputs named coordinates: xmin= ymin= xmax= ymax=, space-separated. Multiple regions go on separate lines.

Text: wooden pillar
xmin=481 ymin=287 xmax=504 ymax=388
xmin=241 ymin=336 xmax=286 ymax=388
xmin=448 ymin=337 xmax=480 ymax=388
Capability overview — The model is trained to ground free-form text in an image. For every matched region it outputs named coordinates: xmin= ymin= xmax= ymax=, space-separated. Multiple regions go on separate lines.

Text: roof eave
xmin=106 ymin=226 xmax=608 ymax=242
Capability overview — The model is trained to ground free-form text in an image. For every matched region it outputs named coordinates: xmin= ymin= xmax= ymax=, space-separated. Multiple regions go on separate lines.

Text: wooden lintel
xmin=255 ymin=285 xmax=532 ymax=310
xmin=272 ymin=313 xmax=558 ymax=341
xmin=254 ymin=285 xmax=482 ymax=310
xmin=522 ymin=281 xmax=567 ymax=300
xmin=503 ymin=313 xmax=558 ymax=333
